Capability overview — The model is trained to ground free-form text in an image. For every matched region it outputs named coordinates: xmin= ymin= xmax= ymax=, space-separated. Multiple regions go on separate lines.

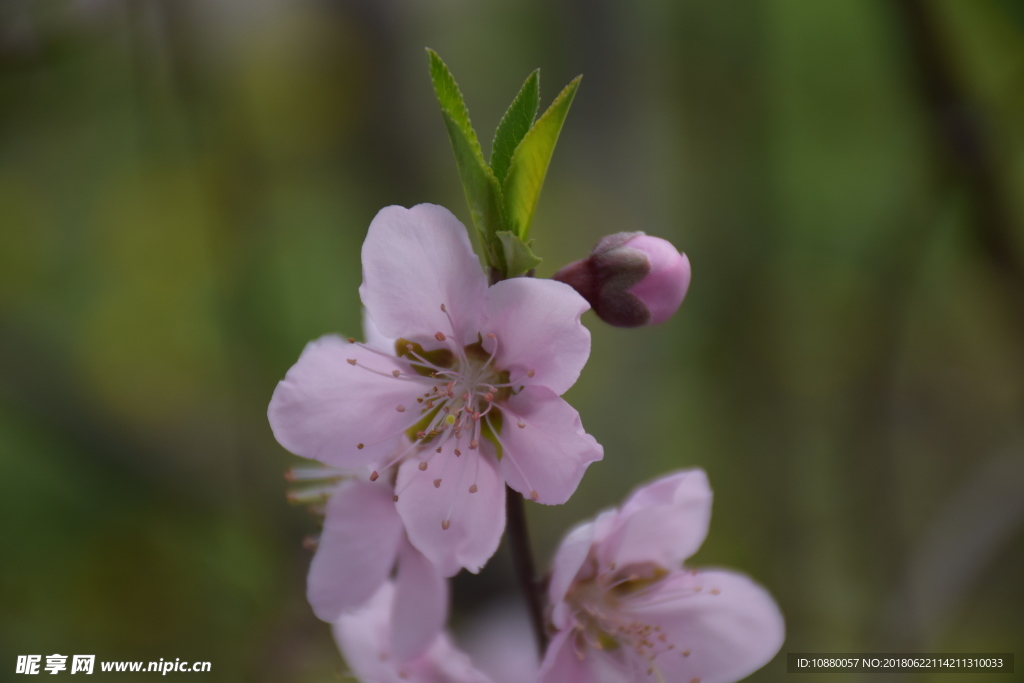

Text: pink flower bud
xmin=552 ymin=232 xmax=691 ymax=327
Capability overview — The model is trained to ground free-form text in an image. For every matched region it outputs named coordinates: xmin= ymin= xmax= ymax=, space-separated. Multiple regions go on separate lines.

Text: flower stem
xmin=505 ymin=486 xmax=548 ymax=656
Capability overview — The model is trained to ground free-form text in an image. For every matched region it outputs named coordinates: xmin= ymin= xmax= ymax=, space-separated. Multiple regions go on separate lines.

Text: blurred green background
xmin=2 ymin=1 xmax=1023 ymax=681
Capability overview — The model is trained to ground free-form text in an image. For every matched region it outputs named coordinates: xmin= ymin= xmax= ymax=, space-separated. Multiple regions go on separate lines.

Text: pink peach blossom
xmin=307 ymin=476 xmax=446 ymax=662
xmin=540 ymin=470 xmax=784 ymax=683
xmin=269 ymin=204 xmax=603 ymax=576
xmin=334 ymin=581 xmax=494 ymax=683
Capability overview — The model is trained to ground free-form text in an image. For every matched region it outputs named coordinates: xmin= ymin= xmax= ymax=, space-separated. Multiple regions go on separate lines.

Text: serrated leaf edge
xmin=502 ymin=75 xmax=581 ymax=239
xmin=490 ymin=69 xmax=540 ymax=185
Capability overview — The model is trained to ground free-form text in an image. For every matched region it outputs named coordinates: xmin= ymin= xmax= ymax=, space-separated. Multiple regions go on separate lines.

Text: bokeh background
xmin=2 ymin=1 xmax=1023 ymax=681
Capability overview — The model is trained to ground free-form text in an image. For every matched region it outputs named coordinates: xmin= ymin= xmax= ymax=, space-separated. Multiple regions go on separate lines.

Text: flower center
xmin=395 ymin=335 xmax=512 ymax=456
xmin=345 ymin=303 xmax=540 ymax=520
xmin=565 ymin=564 xmax=684 ymax=678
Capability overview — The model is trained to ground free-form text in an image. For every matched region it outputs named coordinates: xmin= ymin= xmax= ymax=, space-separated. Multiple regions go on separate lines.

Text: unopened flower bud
xmin=552 ymin=232 xmax=691 ymax=327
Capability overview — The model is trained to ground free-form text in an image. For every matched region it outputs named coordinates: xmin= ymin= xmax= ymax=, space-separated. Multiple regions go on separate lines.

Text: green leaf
xmin=427 ymin=49 xmax=477 ymax=146
xmin=439 ymin=111 xmax=507 ymax=267
xmin=427 ymin=49 xmax=507 ymax=270
xmin=496 ymin=231 xmax=542 ymax=278
xmin=502 ymin=76 xmax=581 ymax=240
xmin=490 ymin=70 xmax=540 ymax=185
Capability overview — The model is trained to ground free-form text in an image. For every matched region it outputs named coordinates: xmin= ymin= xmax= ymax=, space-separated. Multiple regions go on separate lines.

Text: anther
xmin=433 ymin=478 xmax=441 ymax=488
xmin=392 ymin=370 xmax=400 ymax=377
xmin=418 ymin=461 xmax=428 ymax=471
xmin=441 ymin=519 xmax=451 ymax=531
xmin=530 ymin=490 xmax=539 ymax=501
xmin=517 ymin=420 xmax=526 ymax=428
xmin=347 ymin=337 xmax=355 ymax=343
xmin=393 ymin=495 xmax=399 ymax=502
xmin=682 ymin=650 xmax=691 ymax=658
xmin=347 ymin=358 xmax=357 ymax=365
xmin=469 ymin=484 xmax=478 ymax=493
xmin=369 ymin=471 xmax=379 ymax=482
xmin=396 ymin=405 xmax=406 ymax=412
xmin=710 ymin=588 xmax=721 ymax=595
xmin=435 ymin=332 xmax=446 ymax=341
xmin=527 ymin=369 xmax=535 ymax=377
xmin=440 ymin=304 xmax=447 ymax=312
xmin=454 ymin=449 xmax=461 ymax=456
xmin=435 ymin=446 xmax=442 ymax=453
xmin=486 ymin=332 xmax=496 ymax=339
xmin=469 ymin=439 xmax=479 ymax=449
xmin=357 ymin=443 xmax=364 ymax=450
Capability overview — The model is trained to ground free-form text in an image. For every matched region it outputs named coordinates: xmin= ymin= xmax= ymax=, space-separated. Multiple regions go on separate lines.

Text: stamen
xmin=479 ymin=332 xmax=500 ymax=373
xmin=485 ymin=409 xmax=537 ymax=499
xmin=287 ymin=485 xmax=335 ymax=503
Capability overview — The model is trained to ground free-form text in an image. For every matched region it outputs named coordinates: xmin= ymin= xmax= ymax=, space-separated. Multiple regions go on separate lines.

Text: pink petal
xmin=622 ymin=569 xmax=785 ymax=683
xmin=496 ymin=386 xmax=603 ymax=505
xmin=362 ymin=308 xmax=395 ymax=352
xmin=308 ymin=480 xmax=403 ymax=622
xmin=395 ymin=447 xmax=506 ymax=577
xmin=334 ymin=582 xmax=494 ymax=683
xmin=268 ymin=335 xmax=418 ymax=468
xmin=392 ymin=540 xmax=449 ymax=661
xmin=483 ymin=278 xmax=591 ymax=396
xmin=547 ymin=519 xmax=597 ymax=628
xmin=359 ymin=204 xmax=488 ymax=346
xmin=429 ymin=634 xmax=497 ymax=683
xmin=332 ymin=582 xmax=397 ymax=681
xmin=457 ymin=599 xmax=540 ymax=683
xmin=600 ymin=469 xmax=712 ymax=571
xmin=537 ymin=630 xmax=591 ymax=683
xmin=625 ymin=236 xmax=691 ymax=325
